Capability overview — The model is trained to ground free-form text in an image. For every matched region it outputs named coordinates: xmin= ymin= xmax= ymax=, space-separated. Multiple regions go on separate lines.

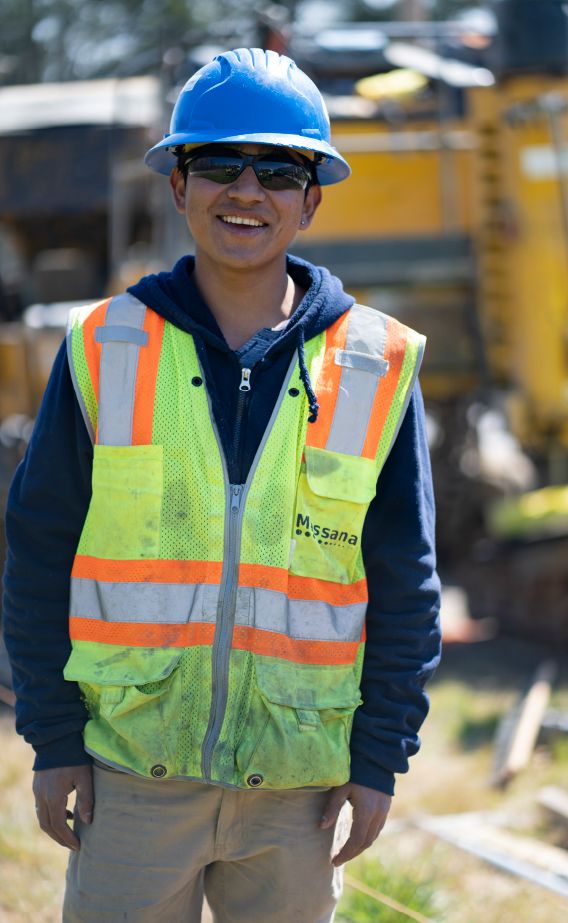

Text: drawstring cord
xmin=297 ymin=327 xmax=319 ymax=424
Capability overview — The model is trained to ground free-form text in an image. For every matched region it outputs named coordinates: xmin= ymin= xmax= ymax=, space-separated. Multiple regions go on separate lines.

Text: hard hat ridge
xmin=144 ymin=47 xmax=350 ymax=185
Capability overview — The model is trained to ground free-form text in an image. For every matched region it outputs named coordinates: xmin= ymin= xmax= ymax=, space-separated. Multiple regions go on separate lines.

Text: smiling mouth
xmin=220 ymin=215 xmax=267 ymax=227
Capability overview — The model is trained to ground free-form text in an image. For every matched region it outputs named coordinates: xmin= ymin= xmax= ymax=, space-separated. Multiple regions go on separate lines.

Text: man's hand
xmin=33 ymin=764 xmax=94 ymax=850
xmin=320 ymin=781 xmax=392 ymax=866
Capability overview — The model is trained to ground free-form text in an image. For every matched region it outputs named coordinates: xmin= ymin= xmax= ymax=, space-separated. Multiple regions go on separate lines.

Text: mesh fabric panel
xmin=70 ymin=305 xmax=103 ymax=432
xmin=153 ymin=323 xmax=225 ymax=563
xmin=240 ymin=334 xmax=324 ymax=568
xmin=376 ymin=329 xmax=422 ymax=472
xmin=177 ymin=647 xmax=213 ymax=777
xmin=210 ymin=648 xmax=255 ymax=783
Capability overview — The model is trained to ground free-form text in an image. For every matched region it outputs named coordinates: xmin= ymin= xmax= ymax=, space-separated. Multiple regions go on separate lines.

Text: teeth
xmin=221 ymin=216 xmax=264 ymax=227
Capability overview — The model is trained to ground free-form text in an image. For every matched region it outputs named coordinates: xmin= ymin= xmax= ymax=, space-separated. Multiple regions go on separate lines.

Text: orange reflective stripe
xmin=238 ymin=564 xmax=367 ymax=604
xmin=288 ymin=574 xmax=368 ymax=606
xmin=238 ymin=562 xmax=288 ymax=593
xmin=82 ymin=299 xmax=110 ymax=414
xmin=69 ymin=617 xmax=362 ymax=663
xmin=305 ymin=312 xmax=349 ymax=449
xmin=361 ymin=315 xmax=408 ymax=460
xmin=132 ymin=309 xmax=165 ymax=445
xmin=69 ymin=616 xmax=216 ymax=647
xmin=71 ymin=556 xmax=223 ymax=585
xmin=233 ymin=626 xmax=361 ymax=665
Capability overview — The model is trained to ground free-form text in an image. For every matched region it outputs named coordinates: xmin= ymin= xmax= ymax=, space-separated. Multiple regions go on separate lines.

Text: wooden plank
xmin=491 ymin=660 xmax=557 ymax=787
xmin=541 ymin=709 xmax=568 ymax=734
xmin=0 ymin=635 xmax=13 ymax=690
xmin=538 ymin=786 xmax=568 ymax=824
xmin=417 ymin=813 xmax=568 ymax=899
xmin=0 ymin=683 xmax=15 ymax=708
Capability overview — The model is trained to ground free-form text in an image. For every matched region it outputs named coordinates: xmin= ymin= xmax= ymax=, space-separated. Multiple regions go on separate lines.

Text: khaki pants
xmin=63 ymin=763 xmax=347 ymax=922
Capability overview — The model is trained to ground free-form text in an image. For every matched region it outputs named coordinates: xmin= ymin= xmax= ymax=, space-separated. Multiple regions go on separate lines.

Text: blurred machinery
xmin=291 ymin=0 xmax=568 ymax=640
xmin=0 ymin=0 xmax=567 ymax=640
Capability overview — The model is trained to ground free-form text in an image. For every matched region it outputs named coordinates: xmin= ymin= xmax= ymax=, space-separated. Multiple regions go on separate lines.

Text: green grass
xmin=551 ymin=735 xmax=568 ymax=765
xmin=337 ymin=854 xmax=438 ymax=923
xmin=455 ymin=711 xmax=501 ymax=751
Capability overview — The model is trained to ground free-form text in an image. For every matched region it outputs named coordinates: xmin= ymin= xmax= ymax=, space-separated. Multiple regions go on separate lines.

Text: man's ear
xmin=169 ymin=168 xmax=186 ymax=214
xmin=300 ymin=184 xmax=322 ymax=230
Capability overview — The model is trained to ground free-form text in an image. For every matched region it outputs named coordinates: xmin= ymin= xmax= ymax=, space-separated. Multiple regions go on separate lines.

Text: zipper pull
xmin=231 ymin=485 xmax=243 ymax=514
xmin=239 ymin=368 xmax=252 ymax=392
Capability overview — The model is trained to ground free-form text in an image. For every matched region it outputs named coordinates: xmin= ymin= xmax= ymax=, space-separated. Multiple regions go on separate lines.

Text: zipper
xmin=201 ymin=364 xmax=252 ymax=780
xmin=233 ymin=367 xmax=251 ymax=481
xmin=201 ymin=483 xmax=244 ymax=781
xmin=199 ymin=354 xmax=298 ymax=783
xmin=239 ymin=368 xmax=251 ymax=392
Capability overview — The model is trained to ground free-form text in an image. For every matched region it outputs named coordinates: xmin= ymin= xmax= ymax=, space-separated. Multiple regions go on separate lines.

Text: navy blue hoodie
xmin=3 ymin=254 xmax=441 ymax=796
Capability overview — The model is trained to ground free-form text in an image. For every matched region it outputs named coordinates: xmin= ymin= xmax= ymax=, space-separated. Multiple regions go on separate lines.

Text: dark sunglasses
xmin=181 ymin=147 xmax=313 ymax=191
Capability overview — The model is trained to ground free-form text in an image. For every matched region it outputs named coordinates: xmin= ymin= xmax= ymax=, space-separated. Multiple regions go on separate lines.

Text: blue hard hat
xmin=145 ymin=48 xmax=351 ymax=186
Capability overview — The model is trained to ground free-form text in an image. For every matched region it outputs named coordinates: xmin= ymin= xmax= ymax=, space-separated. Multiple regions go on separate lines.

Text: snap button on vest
xmin=151 ymin=764 xmax=167 ymax=778
xmin=247 ymin=773 xmax=264 ymax=787
xmin=288 ymin=387 xmax=300 ymax=397
xmin=191 ymin=376 xmax=203 ymax=387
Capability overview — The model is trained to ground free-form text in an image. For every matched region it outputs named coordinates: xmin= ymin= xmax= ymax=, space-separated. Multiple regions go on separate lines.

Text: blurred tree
xmin=0 ymin=0 xmax=485 ymax=85
xmin=0 ymin=0 xmax=299 ymax=84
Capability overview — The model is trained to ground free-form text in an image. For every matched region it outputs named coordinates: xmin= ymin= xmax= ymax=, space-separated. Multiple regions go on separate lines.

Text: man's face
xmin=169 ymin=143 xmax=322 ymax=274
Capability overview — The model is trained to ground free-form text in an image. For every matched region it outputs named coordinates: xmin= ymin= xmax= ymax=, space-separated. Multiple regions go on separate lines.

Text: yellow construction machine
xmin=291 ymin=0 xmax=568 ymax=640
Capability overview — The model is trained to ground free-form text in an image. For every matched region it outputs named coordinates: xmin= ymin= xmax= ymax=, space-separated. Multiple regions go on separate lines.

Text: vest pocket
xmin=78 ymin=444 xmax=163 ymax=559
xmin=66 ymin=647 xmax=182 ymax=773
xmin=289 ymin=445 xmax=377 ymax=585
xmin=235 ymin=659 xmax=362 ymax=789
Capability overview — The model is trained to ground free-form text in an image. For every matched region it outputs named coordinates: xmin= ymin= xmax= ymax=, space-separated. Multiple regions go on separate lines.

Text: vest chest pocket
xmin=78 ymin=444 xmax=163 ymax=560
xmin=289 ymin=445 xmax=378 ymax=585
xmin=235 ymin=659 xmax=362 ymax=789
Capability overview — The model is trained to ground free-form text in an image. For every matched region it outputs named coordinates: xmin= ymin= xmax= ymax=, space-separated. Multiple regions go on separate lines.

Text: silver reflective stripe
xmin=95 ymin=325 xmax=149 ymax=346
xmin=252 ymin=587 xmax=365 ymax=642
xmin=97 ymin=293 xmax=147 ymax=446
xmin=335 ymin=348 xmax=388 ymax=377
xmin=70 ymin=578 xmax=365 ymax=643
xmin=70 ymin=578 xmax=220 ymax=624
xmin=326 ymin=304 xmax=389 ymax=456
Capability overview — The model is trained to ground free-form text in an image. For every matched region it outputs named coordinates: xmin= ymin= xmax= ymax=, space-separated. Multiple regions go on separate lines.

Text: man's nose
xmin=226 ymin=165 xmax=266 ymax=201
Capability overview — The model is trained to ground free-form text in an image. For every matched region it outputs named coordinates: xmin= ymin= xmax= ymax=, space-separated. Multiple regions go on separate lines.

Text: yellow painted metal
xmin=355 ymin=69 xmax=428 ymax=101
xmin=470 ymin=76 xmax=568 ymax=451
xmin=302 ymin=75 xmax=568 ymax=456
xmin=306 ymin=119 xmax=473 ymax=240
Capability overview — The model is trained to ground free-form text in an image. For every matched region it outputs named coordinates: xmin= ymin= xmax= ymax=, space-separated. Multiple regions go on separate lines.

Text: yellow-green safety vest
xmin=64 ymin=292 xmax=425 ymax=789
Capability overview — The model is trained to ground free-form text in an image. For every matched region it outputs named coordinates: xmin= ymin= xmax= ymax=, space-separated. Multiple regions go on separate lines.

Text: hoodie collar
xmin=128 ymin=254 xmax=355 ymax=425
xmin=127 ymin=253 xmax=354 ymax=357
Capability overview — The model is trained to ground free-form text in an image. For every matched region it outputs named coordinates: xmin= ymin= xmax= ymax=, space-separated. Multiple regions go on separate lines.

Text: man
xmin=3 ymin=48 xmax=441 ymax=922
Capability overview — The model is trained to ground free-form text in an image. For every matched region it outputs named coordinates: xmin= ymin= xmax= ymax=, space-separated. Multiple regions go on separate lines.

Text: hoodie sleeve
xmin=349 ymin=383 xmax=442 ymax=796
xmin=2 ymin=340 xmax=93 ymax=770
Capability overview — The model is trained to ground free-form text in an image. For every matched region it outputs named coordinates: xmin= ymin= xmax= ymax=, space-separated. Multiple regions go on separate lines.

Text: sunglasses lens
xmin=186 ymin=153 xmax=311 ymax=191
xmin=256 ymin=162 xmax=310 ymax=191
xmin=186 ymin=156 xmax=243 ymax=184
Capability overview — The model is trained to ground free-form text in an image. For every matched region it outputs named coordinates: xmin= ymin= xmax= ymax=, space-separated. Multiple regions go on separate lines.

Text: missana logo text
xmin=295 ymin=513 xmax=358 ymax=547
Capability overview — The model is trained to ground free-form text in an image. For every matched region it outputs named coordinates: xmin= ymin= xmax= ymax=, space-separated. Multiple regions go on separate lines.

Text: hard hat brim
xmin=144 ymin=131 xmax=351 ymax=185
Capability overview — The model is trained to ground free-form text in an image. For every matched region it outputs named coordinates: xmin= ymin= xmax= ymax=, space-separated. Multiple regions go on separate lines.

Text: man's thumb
xmin=320 ymin=786 xmax=348 ymax=829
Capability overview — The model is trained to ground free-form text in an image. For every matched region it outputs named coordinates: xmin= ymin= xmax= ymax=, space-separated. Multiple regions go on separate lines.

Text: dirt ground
xmin=1 ymin=626 xmax=567 ymax=922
